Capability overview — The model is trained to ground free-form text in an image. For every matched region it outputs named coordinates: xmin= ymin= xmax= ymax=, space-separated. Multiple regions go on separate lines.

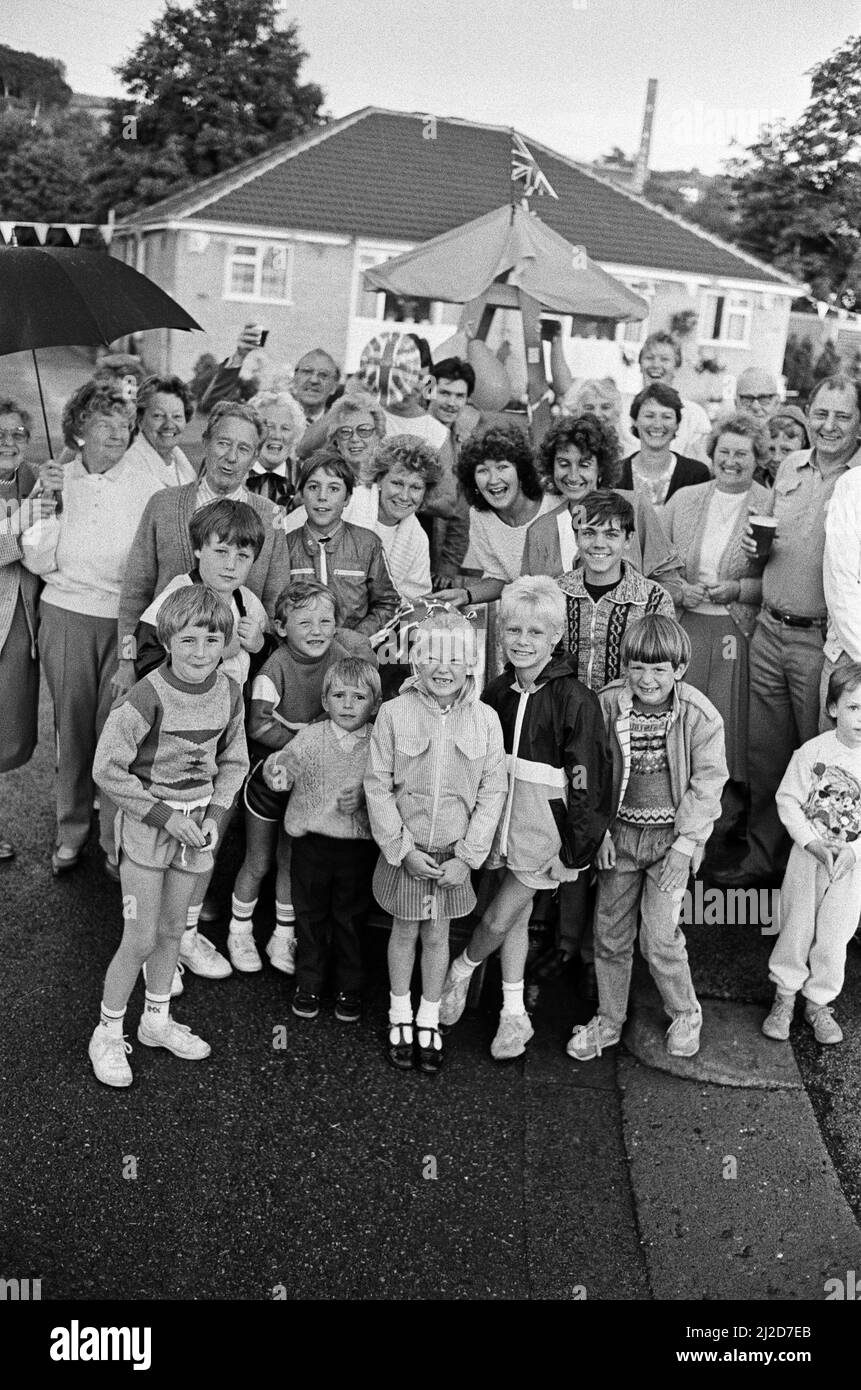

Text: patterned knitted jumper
xmin=265 ymin=721 xmax=374 ymax=840
xmin=92 ymin=664 xmax=249 ymax=831
xmin=557 ymin=561 xmax=676 ymax=692
xmin=617 ymin=699 xmax=675 ymax=826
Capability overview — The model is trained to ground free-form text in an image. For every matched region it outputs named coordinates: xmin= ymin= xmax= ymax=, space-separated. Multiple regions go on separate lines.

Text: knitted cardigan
xmin=558 ymin=561 xmax=676 ymax=692
xmin=0 ymin=464 xmax=39 ymax=657
xmin=117 ymin=480 xmax=289 ymax=650
xmin=662 ymin=479 xmax=770 ymax=639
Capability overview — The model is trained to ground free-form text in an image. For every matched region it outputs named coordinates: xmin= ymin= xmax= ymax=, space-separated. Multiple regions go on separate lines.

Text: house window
xmin=225 ymin=242 xmax=292 ymax=303
xmin=382 ymin=293 xmax=433 ymax=324
xmin=700 ymin=292 xmax=752 ymax=346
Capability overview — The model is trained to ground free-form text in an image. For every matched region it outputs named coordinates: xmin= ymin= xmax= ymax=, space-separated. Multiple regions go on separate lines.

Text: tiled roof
xmin=121 ymin=108 xmax=796 ymax=288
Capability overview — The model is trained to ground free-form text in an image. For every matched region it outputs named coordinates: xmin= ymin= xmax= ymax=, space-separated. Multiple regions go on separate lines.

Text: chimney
xmin=632 ymin=78 xmax=658 ymax=194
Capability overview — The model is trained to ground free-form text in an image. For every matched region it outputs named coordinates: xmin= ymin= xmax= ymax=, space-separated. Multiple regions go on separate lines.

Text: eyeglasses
xmin=0 ymin=428 xmax=28 ymax=443
xmin=335 ymin=425 xmax=376 ymax=441
xmin=738 ymin=393 xmax=777 ymax=407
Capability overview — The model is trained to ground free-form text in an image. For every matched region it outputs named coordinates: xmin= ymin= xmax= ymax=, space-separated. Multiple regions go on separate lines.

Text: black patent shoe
xmin=388 ymin=1022 xmax=414 ymax=1070
xmin=416 ymin=1026 xmax=443 ymax=1074
xmin=335 ymin=992 xmax=361 ymax=1023
xmin=292 ymin=988 xmax=320 ymax=1020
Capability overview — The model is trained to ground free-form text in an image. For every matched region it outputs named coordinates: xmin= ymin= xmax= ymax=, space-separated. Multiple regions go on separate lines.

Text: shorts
xmin=115 ymin=807 xmax=214 ymax=875
xmin=243 ymin=758 xmax=290 ymax=823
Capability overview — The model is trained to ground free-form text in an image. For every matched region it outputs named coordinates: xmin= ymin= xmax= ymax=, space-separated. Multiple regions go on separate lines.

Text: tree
xmin=731 ymin=33 xmax=861 ymax=305
xmin=88 ymin=135 xmax=191 ymax=221
xmin=106 ymin=0 xmax=326 ymax=181
xmin=0 ymin=108 xmax=100 ymax=221
xmin=0 ymin=44 xmax=71 ymax=110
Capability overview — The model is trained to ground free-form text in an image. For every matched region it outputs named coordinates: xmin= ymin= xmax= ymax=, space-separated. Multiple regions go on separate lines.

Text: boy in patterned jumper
xmin=557 ymin=490 xmax=675 ymax=691
xmin=89 ymin=587 xmax=249 ymax=1087
xmin=568 ymin=615 xmax=727 ymax=1063
xmin=262 ymin=657 xmax=382 ymax=1023
xmin=762 ymin=662 xmax=861 ymax=1046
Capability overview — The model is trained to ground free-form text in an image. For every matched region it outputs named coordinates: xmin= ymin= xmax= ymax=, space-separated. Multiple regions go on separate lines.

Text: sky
xmin=0 ymin=0 xmax=858 ymax=173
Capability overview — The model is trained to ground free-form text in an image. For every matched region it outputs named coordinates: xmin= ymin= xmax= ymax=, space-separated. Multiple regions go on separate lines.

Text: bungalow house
xmin=111 ymin=107 xmax=802 ymax=396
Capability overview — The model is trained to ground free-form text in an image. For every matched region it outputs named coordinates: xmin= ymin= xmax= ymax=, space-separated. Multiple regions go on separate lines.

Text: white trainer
xmin=178 ymin=930 xmax=232 ymax=979
xmin=439 ymin=967 xmax=473 ymax=1027
xmin=265 ymin=933 xmax=296 ymax=975
xmin=666 ymin=1006 xmax=703 ymax=1058
xmin=137 ymin=1016 xmax=211 ymax=1060
xmin=228 ymin=931 xmax=263 ymax=973
xmin=89 ymin=1027 xmax=133 ymax=1087
xmin=142 ymin=960 xmax=184 ymax=998
xmin=491 ymin=1012 xmax=534 ymax=1060
xmin=566 ymin=1014 xmax=621 ymax=1061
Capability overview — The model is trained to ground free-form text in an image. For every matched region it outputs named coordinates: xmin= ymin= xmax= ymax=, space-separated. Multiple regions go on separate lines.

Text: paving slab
xmin=626 ymin=999 xmax=801 ymax=1090
xmin=619 ymin=1056 xmax=861 ymax=1300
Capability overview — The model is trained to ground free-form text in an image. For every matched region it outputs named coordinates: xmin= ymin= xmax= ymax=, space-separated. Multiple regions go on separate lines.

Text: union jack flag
xmin=510 ymin=131 xmax=559 ymax=200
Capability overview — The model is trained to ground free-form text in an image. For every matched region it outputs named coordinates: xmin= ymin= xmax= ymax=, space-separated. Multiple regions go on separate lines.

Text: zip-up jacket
xmin=599 ymin=677 xmax=728 ymax=869
xmin=364 ymin=675 xmax=507 ymax=867
xmin=285 ymin=519 xmax=399 ymax=636
xmin=482 ymin=649 xmax=613 ymax=872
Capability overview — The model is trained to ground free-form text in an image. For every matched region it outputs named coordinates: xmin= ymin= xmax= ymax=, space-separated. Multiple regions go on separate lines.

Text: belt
xmin=764 ymin=604 xmax=826 ymax=630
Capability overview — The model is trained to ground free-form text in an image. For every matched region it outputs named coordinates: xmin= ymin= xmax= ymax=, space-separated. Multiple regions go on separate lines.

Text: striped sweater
xmin=93 ymin=664 xmax=249 ymax=831
xmin=246 ymin=630 xmax=376 ymax=760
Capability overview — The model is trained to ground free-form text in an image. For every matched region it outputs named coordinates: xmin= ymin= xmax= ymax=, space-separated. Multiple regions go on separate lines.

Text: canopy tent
xmin=363 ymin=203 xmax=649 ymax=322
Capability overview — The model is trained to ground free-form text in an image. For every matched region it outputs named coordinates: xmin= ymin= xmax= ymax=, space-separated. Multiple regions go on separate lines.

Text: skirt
xmin=373 ymin=844 xmax=476 ymax=923
xmin=680 ymin=610 xmax=749 ymax=782
xmin=0 ymin=593 xmax=38 ymax=773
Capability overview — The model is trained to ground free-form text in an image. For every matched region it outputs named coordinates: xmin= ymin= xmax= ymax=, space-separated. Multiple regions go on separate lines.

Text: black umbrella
xmin=0 ymin=246 xmax=202 ymax=455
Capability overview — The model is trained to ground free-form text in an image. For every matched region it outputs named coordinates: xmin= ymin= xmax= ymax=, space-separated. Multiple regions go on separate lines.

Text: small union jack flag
xmin=510 ymin=131 xmax=559 ymax=200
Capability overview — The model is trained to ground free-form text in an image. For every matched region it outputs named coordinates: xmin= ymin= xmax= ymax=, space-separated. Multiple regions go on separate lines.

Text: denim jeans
xmin=593 ymin=821 xmax=699 ymax=1031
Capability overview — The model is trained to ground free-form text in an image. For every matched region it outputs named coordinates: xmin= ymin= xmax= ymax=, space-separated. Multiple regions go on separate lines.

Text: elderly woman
xmin=0 ymin=402 xmax=50 ymax=860
xmin=243 ymin=389 xmax=307 ymax=509
xmin=121 ymin=373 xmax=197 ymax=491
xmin=21 ymin=381 xmax=152 ymax=875
xmin=117 ymin=400 xmax=289 ymax=697
xmin=521 ymin=413 xmax=683 ymax=600
xmin=284 ymin=391 xmax=388 ymax=532
xmin=662 ymin=412 xmax=771 ymax=799
xmin=762 ymin=404 xmax=811 ymax=487
xmin=436 ymin=424 xmax=557 ymax=608
xmin=619 ymin=382 xmax=710 ymax=506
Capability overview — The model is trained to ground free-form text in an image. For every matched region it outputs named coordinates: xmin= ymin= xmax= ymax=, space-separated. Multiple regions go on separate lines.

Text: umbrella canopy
xmin=0 ymin=246 xmax=202 ymax=355
xmin=364 ymin=204 xmax=648 ymax=321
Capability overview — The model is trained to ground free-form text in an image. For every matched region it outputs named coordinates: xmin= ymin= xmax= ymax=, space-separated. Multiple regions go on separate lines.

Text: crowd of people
xmin=1 ymin=319 xmax=859 ymax=1090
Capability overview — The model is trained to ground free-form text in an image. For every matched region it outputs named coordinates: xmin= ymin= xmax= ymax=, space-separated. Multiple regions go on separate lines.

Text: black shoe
xmin=335 ymin=992 xmax=361 ymax=1023
xmin=103 ymin=855 xmax=121 ymax=884
xmin=707 ymin=858 xmax=780 ymax=889
xmin=292 ymin=988 xmax=320 ymax=1020
xmin=579 ymin=962 xmax=598 ymax=1004
xmin=388 ymin=1022 xmax=414 ymax=1070
xmin=416 ymin=1026 xmax=443 ymax=1074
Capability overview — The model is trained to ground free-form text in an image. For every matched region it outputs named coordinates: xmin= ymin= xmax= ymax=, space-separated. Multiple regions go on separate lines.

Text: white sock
xmin=273 ymin=923 xmax=295 ymax=942
xmin=415 ymin=997 xmax=440 ymax=1030
xmin=142 ymin=991 xmax=171 ymax=1027
xmin=275 ymin=900 xmax=296 ymax=928
xmin=99 ymin=1003 xmax=125 ymax=1038
xmin=389 ymin=991 xmax=413 ymax=1026
xmin=451 ymin=950 xmax=480 ymax=982
xmin=180 ymin=927 xmax=197 ymax=953
xmin=229 ymin=895 xmax=256 ymax=935
xmin=186 ymin=904 xmax=202 ymax=930
xmin=501 ymin=980 xmax=526 ymax=1016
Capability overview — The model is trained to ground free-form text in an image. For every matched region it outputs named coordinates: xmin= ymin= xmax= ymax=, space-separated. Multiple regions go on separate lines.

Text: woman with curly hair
xmin=341 ymin=434 xmax=440 ymax=600
xmin=435 ymin=423 xmax=557 ymax=608
xmin=521 ymin=414 xmax=683 ymax=599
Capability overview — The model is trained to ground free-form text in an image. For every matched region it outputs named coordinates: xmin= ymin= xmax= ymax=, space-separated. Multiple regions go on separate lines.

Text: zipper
xmin=425 ymin=704 xmax=449 ymax=849
xmin=499 ymin=685 xmax=530 ymax=857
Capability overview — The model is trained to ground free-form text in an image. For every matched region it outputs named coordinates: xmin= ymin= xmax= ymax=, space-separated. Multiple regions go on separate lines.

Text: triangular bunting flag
xmin=100 ymin=224 xmax=114 ymax=246
xmin=66 ymin=224 xmax=82 ymax=246
xmin=32 ymin=223 xmax=50 ymax=245
xmin=0 ymin=222 xmax=16 ymax=244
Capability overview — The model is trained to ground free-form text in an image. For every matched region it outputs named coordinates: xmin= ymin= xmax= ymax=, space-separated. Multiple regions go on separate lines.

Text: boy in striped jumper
xmin=262 ymin=657 xmax=382 ymax=1023
xmin=89 ymin=587 xmax=249 ymax=1087
xmin=568 ymin=615 xmax=727 ymax=1063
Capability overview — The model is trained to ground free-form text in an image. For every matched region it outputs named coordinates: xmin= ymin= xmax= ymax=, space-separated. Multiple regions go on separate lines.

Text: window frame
xmin=699 ymin=290 xmax=753 ymax=347
xmin=223 ymin=240 xmax=294 ymax=305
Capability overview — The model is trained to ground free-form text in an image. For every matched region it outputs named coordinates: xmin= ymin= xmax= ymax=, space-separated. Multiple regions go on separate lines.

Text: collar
xmin=558 ymin=559 xmax=643 ymax=602
xmin=159 ymin=663 xmax=219 ymax=696
xmin=301 ymin=520 xmax=343 ymax=551
xmin=197 ymin=477 xmax=248 ymax=506
xmin=251 ymin=461 xmax=289 ymax=479
xmin=70 ymin=452 xmax=125 ymax=482
xmin=329 ymin=720 xmax=371 ymax=749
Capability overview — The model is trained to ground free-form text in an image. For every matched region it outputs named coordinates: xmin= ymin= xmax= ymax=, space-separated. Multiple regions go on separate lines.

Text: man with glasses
xmin=735 ymin=367 xmax=781 ymax=423
xmin=713 ymin=375 xmax=861 ymax=888
xmin=201 ymin=325 xmax=340 ymax=429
